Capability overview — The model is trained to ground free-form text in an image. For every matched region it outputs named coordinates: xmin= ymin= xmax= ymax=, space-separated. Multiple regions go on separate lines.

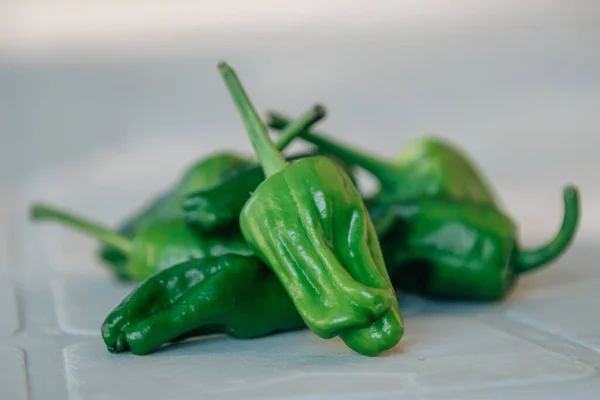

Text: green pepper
xmin=102 ymin=254 xmax=305 ymax=355
xmin=30 ymin=204 xmax=252 ymax=282
xmin=98 ymin=152 xmax=253 ymax=269
xmin=219 ymin=61 xmax=403 ymax=356
xmin=266 ymin=112 xmax=498 ymax=206
xmin=369 ymin=186 xmax=580 ymax=300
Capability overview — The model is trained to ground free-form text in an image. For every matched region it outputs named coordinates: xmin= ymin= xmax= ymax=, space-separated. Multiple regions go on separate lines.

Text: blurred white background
xmin=1 ymin=0 xmax=599 ymax=236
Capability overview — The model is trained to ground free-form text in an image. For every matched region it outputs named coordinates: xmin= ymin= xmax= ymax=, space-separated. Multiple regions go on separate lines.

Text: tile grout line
xmin=478 ymin=313 xmax=600 ymax=370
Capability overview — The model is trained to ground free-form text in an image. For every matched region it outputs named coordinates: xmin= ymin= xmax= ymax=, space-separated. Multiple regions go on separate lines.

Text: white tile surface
xmin=52 ymin=277 xmax=134 ymax=336
xmin=506 ymin=280 xmax=600 ymax=353
xmin=0 ymin=194 xmax=13 ymax=270
xmin=0 ymin=226 xmax=7 ymax=270
xmin=63 ymin=317 xmax=593 ymax=400
xmin=0 ymin=347 xmax=28 ymax=400
xmin=0 ymin=281 xmax=20 ymax=336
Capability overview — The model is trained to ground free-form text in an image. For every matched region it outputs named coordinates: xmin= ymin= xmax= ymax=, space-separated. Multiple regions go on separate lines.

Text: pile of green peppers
xmin=30 ymin=62 xmax=581 ymax=357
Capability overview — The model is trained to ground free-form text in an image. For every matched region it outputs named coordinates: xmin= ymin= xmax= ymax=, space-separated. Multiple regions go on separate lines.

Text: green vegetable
xmin=266 ymin=112 xmax=498 ymax=205
xmin=30 ymin=204 xmax=252 ymax=282
xmin=102 ymin=254 xmax=305 ymax=355
xmin=98 ymin=152 xmax=253 ymax=270
xmin=370 ymin=186 xmax=580 ymax=300
xmin=219 ymin=61 xmax=403 ymax=356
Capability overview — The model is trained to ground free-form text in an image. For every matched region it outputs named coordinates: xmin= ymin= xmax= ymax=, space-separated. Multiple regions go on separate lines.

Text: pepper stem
xmin=274 ymin=105 xmax=327 ymax=151
xmin=513 ymin=186 xmax=580 ymax=273
xmin=266 ymin=111 xmax=398 ymax=185
xmin=30 ymin=204 xmax=132 ymax=254
xmin=218 ymin=62 xmax=286 ymax=178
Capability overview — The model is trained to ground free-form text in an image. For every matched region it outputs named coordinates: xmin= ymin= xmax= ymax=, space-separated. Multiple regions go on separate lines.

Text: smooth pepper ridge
xmin=219 ymin=61 xmax=403 ymax=355
xmin=375 ymin=199 xmax=518 ymax=301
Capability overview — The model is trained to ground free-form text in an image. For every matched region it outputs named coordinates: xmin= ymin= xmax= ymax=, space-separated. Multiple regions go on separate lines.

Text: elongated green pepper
xmin=266 ymin=112 xmax=498 ymax=206
xmin=219 ymin=61 xmax=403 ymax=356
xmin=30 ymin=204 xmax=252 ymax=282
xmin=102 ymin=254 xmax=305 ymax=355
xmin=370 ymin=186 xmax=580 ymax=300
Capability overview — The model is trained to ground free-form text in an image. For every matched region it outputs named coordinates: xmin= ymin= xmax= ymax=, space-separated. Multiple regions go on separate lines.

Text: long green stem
xmin=218 ymin=62 xmax=286 ymax=178
xmin=266 ymin=111 xmax=398 ymax=185
xmin=30 ymin=203 xmax=132 ymax=254
xmin=274 ymin=105 xmax=327 ymax=151
xmin=513 ymin=186 xmax=580 ymax=273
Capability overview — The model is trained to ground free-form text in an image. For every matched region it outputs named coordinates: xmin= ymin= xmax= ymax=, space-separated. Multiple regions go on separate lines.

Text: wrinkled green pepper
xmin=102 ymin=254 xmax=305 ymax=355
xmin=30 ymin=204 xmax=252 ymax=282
xmin=369 ymin=186 xmax=580 ymax=300
xmin=219 ymin=61 xmax=403 ymax=356
xmin=266 ymin=112 xmax=498 ymax=206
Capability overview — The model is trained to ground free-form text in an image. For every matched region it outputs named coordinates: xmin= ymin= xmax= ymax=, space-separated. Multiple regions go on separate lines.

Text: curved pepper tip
xmin=513 ymin=183 xmax=581 ymax=273
xmin=340 ymin=308 xmax=404 ymax=356
xmin=313 ymin=104 xmax=327 ymax=120
xmin=563 ymin=184 xmax=579 ymax=203
xmin=29 ymin=203 xmax=47 ymax=220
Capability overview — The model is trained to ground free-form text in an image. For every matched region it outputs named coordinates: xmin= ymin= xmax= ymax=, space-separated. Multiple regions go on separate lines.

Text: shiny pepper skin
xmin=183 ymin=163 xmax=271 ymax=232
xmin=102 ymin=254 xmax=305 ymax=355
xmin=220 ymin=61 xmax=403 ymax=356
xmin=369 ymin=186 xmax=580 ymax=301
xmin=30 ymin=204 xmax=252 ymax=282
xmin=266 ymin=112 xmax=498 ymax=205
xmin=98 ymin=152 xmax=253 ymax=270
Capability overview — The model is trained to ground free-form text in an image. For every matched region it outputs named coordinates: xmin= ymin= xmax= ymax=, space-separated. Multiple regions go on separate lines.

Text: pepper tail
xmin=513 ymin=185 xmax=580 ymax=273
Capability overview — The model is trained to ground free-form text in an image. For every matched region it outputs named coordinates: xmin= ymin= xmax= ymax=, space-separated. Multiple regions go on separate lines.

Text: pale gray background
xmin=1 ymin=1 xmax=600 ymax=399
